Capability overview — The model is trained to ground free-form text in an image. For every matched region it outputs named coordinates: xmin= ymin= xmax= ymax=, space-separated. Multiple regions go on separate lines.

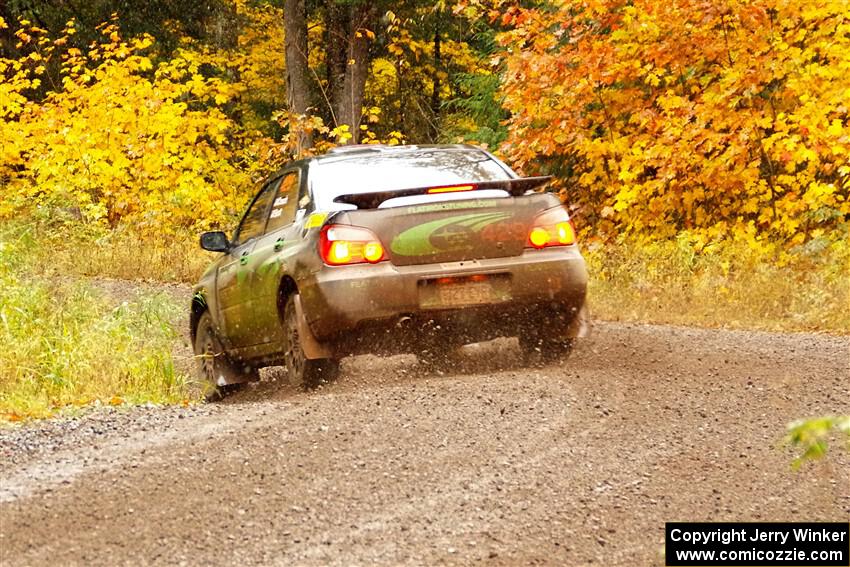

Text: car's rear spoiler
xmin=332 ymin=176 xmax=553 ymax=209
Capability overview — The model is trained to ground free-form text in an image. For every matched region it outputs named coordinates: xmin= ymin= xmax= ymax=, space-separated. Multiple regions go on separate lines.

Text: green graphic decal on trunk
xmin=391 ymin=212 xmax=511 ymax=256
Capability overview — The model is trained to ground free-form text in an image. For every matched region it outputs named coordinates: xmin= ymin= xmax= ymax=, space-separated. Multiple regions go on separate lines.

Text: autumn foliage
xmin=0 ymin=14 xmax=288 ymax=232
xmin=1 ymin=0 xmax=848 ymax=246
xmin=498 ymin=0 xmax=850 ymax=245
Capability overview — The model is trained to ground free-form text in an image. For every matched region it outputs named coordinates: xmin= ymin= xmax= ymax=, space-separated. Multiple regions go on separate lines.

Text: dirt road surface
xmin=1 ymin=321 xmax=848 ymax=566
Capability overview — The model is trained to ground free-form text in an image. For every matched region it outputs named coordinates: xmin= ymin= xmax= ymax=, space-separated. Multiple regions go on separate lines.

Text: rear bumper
xmin=299 ymin=246 xmax=588 ymax=351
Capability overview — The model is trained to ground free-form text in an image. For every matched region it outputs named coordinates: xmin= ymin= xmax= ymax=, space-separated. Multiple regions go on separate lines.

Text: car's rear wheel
xmin=282 ymin=294 xmax=339 ymax=389
xmin=193 ymin=311 xmax=258 ymax=401
xmin=519 ymin=334 xmax=574 ymax=366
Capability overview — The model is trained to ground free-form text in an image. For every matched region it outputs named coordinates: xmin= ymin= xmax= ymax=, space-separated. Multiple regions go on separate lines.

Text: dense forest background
xmin=2 ymin=0 xmax=847 ymax=247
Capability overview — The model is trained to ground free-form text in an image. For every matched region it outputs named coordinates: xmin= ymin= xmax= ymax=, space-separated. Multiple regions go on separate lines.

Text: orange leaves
xmin=499 ymin=0 xmax=850 ymax=242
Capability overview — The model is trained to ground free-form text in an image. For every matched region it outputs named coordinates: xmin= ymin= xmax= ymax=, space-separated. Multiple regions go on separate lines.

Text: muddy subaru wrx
xmin=191 ymin=144 xmax=588 ymax=396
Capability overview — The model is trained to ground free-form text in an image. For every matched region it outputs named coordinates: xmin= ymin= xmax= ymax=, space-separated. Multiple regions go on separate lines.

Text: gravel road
xmin=1 ymin=318 xmax=848 ymax=566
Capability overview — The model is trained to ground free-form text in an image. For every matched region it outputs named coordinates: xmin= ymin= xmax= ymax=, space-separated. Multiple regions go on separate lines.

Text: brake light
xmin=320 ymin=224 xmax=387 ymax=265
xmin=526 ymin=206 xmax=577 ymax=249
xmin=426 ymin=184 xmax=475 ymax=194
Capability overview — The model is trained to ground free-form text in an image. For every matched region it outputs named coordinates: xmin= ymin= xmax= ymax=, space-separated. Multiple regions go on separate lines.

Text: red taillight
xmin=526 ymin=206 xmax=577 ymax=249
xmin=320 ymin=224 xmax=387 ymax=265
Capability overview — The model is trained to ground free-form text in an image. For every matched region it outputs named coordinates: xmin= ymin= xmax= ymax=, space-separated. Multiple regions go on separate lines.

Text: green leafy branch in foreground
xmin=785 ymin=416 xmax=850 ymax=469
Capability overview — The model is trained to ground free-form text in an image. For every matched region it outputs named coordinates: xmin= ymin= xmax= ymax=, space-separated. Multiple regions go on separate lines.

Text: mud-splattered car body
xmin=191 ymin=145 xmax=588 ymax=391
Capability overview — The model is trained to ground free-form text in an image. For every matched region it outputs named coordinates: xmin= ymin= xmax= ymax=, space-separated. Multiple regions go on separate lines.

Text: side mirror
xmin=200 ymin=231 xmax=230 ymax=253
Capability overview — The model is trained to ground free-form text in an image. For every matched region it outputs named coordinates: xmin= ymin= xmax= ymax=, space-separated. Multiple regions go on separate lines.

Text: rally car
xmin=191 ymin=144 xmax=588 ymax=397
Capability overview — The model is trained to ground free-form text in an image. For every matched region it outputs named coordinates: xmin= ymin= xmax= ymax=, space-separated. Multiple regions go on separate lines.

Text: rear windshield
xmin=310 ymin=149 xmax=514 ymax=210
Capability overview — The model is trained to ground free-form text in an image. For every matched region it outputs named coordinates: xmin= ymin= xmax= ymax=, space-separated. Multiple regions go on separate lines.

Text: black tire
xmin=193 ymin=311 xmax=258 ymax=401
xmin=282 ymin=294 xmax=339 ymax=389
xmin=519 ymin=335 xmax=574 ymax=366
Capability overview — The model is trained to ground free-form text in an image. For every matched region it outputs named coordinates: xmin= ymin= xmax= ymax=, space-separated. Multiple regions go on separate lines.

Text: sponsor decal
xmin=391 ymin=212 xmax=511 ymax=256
xmin=304 ymin=212 xmax=328 ymax=229
xmin=408 ymin=200 xmax=500 ymax=214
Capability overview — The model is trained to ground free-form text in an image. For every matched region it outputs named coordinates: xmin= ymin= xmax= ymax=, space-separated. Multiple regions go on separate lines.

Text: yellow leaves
xmin=655 ymin=89 xmax=681 ymax=111
xmin=802 ymin=182 xmax=837 ymax=207
xmin=826 ymin=119 xmax=844 ymax=137
xmin=742 ymin=197 xmax=761 ymax=214
xmin=355 ymin=28 xmax=376 ymax=41
xmin=613 ymin=185 xmax=638 ymax=212
xmin=644 ymin=72 xmax=661 ymax=87
xmin=132 ymin=36 xmax=154 ymax=51
xmin=330 ymin=124 xmax=353 ymax=144
xmin=0 ymin=21 xmax=253 ymax=234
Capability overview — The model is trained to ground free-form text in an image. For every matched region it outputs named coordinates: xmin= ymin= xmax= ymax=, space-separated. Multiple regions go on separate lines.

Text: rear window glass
xmin=310 ymin=150 xmax=513 ymax=210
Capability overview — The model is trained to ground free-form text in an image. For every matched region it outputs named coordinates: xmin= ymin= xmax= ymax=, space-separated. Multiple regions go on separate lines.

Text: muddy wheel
xmin=194 ymin=311 xmax=257 ymax=401
xmin=519 ymin=335 xmax=574 ymax=366
xmin=282 ymin=294 xmax=339 ymax=389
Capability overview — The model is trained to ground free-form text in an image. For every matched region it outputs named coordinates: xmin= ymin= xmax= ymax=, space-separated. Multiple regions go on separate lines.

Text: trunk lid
xmin=334 ymin=193 xmax=560 ymax=266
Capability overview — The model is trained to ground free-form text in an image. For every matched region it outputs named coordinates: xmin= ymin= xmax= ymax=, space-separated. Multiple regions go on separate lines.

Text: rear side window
xmin=266 ymin=172 xmax=300 ymax=233
xmin=310 ymin=150 xmax=514 ymax=210
xmin=233 ymin=179 xmax=279 ymax=244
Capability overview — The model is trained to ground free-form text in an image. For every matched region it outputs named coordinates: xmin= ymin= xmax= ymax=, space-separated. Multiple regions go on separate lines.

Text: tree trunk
xmin=0 ymin=0 xmax=15 ymax=58
xmin=284 ymin=0 xmax=312 ymax=152
xmin=337 ymin=2 xmax=375 ymax=144
xmin=325 ymin=0 xmax=348 ymax=127
xmin=430 ymin=14 xmax=442 ymax=140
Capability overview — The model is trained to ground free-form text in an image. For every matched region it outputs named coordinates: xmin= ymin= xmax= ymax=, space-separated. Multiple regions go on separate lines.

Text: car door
xmin=243 ymin=169 xmax=304 ymax=347
xmin=216 ymin=179 xmax=280 ymax=348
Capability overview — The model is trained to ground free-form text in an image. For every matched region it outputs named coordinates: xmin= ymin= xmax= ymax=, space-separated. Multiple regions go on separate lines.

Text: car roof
xmin=310 ymin=144 xmax=488 ymax=165
xmin=272 ymin=144 xmax=490 ymax=176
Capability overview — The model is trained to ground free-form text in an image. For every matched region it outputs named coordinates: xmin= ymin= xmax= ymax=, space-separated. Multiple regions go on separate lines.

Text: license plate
xmin=419 ymin=275 xmax=510 ymax=309
xmin=437 ymin=281 xmax=494 ymax=307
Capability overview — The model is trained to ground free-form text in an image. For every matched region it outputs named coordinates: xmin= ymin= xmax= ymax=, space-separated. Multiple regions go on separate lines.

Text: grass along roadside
xmin=584 ymin=234 xmax=849 ymax=334
xmin=2 ymin=220 xmax=846 ymax=421
xmin=21 ymin=223 xmax=211 ymax=283
xmin=45 ymin=233 xmax=850 ymax=335
xmin=0 ymin=230 xmax=195 ymax=421
xmin=10 ymin=219 xmax=850 ymax=333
